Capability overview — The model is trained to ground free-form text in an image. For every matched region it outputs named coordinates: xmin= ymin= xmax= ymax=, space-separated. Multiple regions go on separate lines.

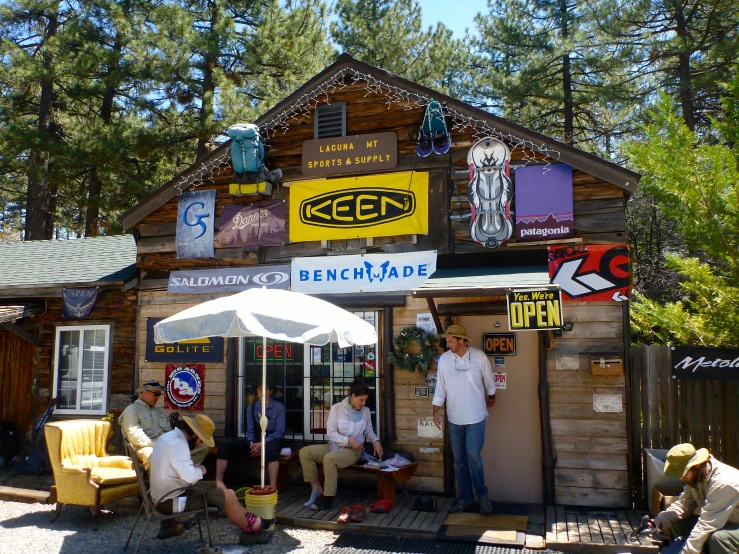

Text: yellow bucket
xmin=244 ymin=488 xmax=278 ymax=523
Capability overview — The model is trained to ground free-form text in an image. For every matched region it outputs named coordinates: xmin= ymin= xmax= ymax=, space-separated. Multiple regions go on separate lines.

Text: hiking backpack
xmin=228 ymin=123 xmax=265 ymax=175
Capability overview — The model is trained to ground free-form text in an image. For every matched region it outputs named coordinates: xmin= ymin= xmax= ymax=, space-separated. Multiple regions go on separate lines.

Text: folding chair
xmin=124 ymin=444 xmax=213 ymax=553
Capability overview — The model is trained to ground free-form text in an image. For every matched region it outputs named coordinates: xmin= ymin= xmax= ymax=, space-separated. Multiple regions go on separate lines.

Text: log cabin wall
xmin=31 ymin=289 xmax=138 ymax=437
xmin=0 ymin=329 xmax=37 ymax=440
xmin=129 ymin=67 xmax=633 ymax=504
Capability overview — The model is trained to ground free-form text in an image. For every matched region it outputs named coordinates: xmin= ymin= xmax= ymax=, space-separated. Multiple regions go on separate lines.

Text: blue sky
xmin=419 ymin=0 xmax=488 ymax=37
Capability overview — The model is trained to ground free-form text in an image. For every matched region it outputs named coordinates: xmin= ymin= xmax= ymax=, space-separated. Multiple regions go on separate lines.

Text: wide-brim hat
xmin=136 ymin=380 xmax=164 ymax=394
xmin=183 ymin=414 xmax=215 ymax=448
xmin=439 ymin=324 xmax=472 ymax=342
xmin=664 ymin=444 xmax=710 ymax=478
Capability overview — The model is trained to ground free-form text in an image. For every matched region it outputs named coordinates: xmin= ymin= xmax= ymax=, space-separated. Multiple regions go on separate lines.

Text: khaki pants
xmin=139 ymin=441 xmax=210 ymax=471
xmin=299 ymin=444 xmax=362 ymax=496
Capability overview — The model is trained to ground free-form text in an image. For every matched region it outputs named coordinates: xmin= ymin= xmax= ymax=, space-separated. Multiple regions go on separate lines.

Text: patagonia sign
xmin=506 ymin=288 xmax=563 ymax=331
xmin=289 ymin=171 xmax=428 ymax=242
xmin=62 ymin=287 xmax=99 ymax=319
xmin=146 ymin=318 xmax=224 ymax=362
xmin=291 ymin=250 xmax=437 ymax=294
xmin=302 ymin=132 xmax=397 ymax=177
xmin=176 ymin=189 xmax=216 ymax=259
xmin=672 ymin=346 xmax=739 ymax=381
xmin=168 ymin=266 xmax=290 ymax=294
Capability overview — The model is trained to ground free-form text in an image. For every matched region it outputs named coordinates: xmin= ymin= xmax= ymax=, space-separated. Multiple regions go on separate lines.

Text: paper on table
xmin=280 ymin=447 xmax=292 ymax=456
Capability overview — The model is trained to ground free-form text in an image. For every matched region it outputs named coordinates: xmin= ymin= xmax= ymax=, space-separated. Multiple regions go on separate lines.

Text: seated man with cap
xmin=150 ymin=414 xmax=269 ymax=544
xmin=216 ymin=381 xmax=285 ymax=489
xmin=651 ymin=443 xmax=739 ymax=554
xmin=119 ymin=380 xmax=210 ymax=470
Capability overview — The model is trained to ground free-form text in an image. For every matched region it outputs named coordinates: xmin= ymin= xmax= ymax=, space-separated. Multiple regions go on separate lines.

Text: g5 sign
xmin=176 ymin=190 xmax=216 ymax=259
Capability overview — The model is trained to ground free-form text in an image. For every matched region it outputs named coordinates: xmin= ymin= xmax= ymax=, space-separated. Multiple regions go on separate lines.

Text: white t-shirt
xmin=432 ymin=346 xmax=496 ymax=425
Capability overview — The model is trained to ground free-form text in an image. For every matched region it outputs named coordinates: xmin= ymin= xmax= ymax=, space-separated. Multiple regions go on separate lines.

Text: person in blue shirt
xmin=216 ymin=382 xmax=286 ymax=489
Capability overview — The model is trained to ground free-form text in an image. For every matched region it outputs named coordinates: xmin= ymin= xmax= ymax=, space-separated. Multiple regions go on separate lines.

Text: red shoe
xmin=337 ymin=505 xmax=352 ymax=523
xmin=350 ymin=504 xmax=368 ymax=523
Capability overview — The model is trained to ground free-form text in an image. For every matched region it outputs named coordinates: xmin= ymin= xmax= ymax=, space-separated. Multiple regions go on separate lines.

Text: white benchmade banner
xmin=291 ymin=250 xmax=437 ymax=294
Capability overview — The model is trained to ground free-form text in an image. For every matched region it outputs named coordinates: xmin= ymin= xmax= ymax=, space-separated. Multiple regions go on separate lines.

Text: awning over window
xmin=412 ymin=266 xmax=554 ymax=298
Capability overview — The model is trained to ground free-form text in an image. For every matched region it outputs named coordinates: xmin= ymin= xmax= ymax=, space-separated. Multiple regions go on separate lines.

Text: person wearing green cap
xmin=650 ymin=443 xmax=739 ymax=554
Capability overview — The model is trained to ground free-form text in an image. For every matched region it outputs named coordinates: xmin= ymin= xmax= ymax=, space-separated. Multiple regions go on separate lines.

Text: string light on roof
xmin=174 ymin=67 xmax=561 ymax=192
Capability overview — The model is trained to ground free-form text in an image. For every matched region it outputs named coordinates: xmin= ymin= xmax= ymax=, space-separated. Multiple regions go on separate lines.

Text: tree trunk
xmin=196 ymin=6 xmax=220 ymax=161
xmin=25 ymin=7 xmax=59 ymax=241
xmin=673 ymin=0 xmax=695 ymax=130
xmin=560 ymin=0 xmax=574 ymax=144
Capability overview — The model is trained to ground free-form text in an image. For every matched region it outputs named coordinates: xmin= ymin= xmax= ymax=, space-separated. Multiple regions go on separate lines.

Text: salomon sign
xmin=548 ymin=244 xmax=631 ymax=301
xmin=168 ymin=266 xmax=290 ymax=294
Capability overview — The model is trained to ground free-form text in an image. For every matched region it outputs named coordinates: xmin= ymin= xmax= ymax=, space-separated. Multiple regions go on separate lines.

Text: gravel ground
xmin=0 ymin=500 xmax=340 ymax=554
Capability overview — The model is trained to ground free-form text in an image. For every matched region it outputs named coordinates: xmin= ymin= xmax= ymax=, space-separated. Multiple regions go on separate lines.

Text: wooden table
xmin=346 ymin=462 xmax=418 ymax=500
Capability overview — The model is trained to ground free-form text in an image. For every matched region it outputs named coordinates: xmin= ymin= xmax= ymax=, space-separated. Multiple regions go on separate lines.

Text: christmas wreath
xmin=388 ymin=325 xmax=437 ymax=373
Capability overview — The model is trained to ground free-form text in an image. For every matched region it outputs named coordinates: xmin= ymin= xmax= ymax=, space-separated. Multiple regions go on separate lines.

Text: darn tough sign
xmin=506 ymin=289 xmax=563 ymax=331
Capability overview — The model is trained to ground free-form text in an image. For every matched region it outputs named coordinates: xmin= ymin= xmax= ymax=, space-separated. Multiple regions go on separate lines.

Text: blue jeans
xmin=448 ymin=419 xmax=488 ymax=503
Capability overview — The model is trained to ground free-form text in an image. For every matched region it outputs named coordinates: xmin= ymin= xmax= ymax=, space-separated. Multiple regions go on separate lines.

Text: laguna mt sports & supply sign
xmin=506 ymin=288 xmax=563 ymax=331
xmin=302 ymin=132 xmax=397 ymax=176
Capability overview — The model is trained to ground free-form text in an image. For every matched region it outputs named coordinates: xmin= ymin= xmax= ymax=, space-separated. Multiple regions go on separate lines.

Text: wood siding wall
xmin=30 ymin=289 xmax=138 ymax=420
xmin=0 ymin=329 xmax=37 ymax=439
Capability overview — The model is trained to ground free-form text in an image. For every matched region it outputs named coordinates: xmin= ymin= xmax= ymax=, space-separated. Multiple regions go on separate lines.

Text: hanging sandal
xmin=350 ymin=504 xmax=368 ymax=523
xmin=337 ymin=505 xmax=352 ymax=523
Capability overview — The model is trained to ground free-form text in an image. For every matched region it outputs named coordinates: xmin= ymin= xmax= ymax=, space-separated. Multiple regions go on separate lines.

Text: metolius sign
xmin=672 ymin=346 xmax=739 ymax=381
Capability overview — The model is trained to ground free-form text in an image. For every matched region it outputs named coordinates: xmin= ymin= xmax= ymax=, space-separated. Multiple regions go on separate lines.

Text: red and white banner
xmin=548 ymin=244 xmax=631 ymax=302
xmin=165 ymin=364 xmax=205 ymax=411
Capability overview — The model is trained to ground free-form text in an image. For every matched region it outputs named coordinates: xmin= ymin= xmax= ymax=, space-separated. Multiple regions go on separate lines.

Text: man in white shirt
xmin=433 ymin=324 xmax=496 ymax=514
xmin=150 ymin=414 xmax=267 ymax=544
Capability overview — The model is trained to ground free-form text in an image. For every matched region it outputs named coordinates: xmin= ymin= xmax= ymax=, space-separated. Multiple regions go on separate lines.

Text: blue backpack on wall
xmin=228 ymin=123 xmax=265 ymax=175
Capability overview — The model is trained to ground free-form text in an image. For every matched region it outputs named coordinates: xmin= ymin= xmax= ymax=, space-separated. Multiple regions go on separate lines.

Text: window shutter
xmin=314 ymin=103 xmax=346 ymax=139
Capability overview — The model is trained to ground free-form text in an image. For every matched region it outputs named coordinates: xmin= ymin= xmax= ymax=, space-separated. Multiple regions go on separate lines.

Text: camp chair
xmin=124 ymin=444 xmax=213 ymax=553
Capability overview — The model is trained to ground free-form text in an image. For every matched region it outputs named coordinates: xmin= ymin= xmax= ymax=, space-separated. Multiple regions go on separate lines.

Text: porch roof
xmin=412 ymin=265 xmax=553 ymax=298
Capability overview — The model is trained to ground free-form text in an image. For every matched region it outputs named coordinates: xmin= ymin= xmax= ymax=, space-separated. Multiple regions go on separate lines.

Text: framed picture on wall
xmin=414 ymin=386 xmax=429 ymax=397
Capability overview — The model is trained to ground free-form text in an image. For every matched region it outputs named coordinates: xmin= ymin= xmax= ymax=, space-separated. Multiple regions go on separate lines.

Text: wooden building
xmin=0 ymin=236 xmax=138 ymax=444
xmin=122 ymin=55 xmax=639 ymax=507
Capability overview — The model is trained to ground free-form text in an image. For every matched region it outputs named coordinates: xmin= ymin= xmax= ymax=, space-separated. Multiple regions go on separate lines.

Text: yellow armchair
xmin=45 ymin=420 xmax=139 ymax=528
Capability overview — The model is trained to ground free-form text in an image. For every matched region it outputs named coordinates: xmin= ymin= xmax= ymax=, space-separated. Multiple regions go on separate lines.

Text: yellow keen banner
xmin=289 ymin=171 xmax=429 ymax=242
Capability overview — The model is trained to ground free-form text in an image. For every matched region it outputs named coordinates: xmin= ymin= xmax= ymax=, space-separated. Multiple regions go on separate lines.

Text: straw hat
xmin=439 ymin=324 xmax=472 ymax=342
xmin=183 ymin=414 xmax=216 ymax=448
xmin=664 ymin=443 xmax=710 ymax=478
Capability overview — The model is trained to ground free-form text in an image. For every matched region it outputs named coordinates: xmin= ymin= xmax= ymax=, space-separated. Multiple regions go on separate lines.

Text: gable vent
xmin=315 ymin=102 xmax=346 ymax=139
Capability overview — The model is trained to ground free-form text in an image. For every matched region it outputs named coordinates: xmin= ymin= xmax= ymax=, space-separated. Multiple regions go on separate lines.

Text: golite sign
xmin=506 ymin=288 xmax=563 ymax=331
xmin=291 ymin=250 xmax=437 ymax=294
xmin=289 ymin=171 xmax=429 ymax=242
xmin=167 ymin=266 xmax=290 ymax=294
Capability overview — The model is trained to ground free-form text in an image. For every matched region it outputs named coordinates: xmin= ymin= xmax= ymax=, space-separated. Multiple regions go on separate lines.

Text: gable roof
xmin=0 ymin=235 xmax=137 ymax=291
xmin=123 ymin=54 xmax=640 ymax=231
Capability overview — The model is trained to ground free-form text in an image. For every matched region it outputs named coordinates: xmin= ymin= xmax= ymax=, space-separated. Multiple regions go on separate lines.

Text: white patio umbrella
xmin=153 ymin=287 xmax=377 ymax=487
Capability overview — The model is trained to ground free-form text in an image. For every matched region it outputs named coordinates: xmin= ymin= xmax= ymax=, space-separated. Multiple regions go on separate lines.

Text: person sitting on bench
xmin=299 ymin=378 xmax=384 ymax=511
xmin=216 ymin=382 xmax=285 ymax=489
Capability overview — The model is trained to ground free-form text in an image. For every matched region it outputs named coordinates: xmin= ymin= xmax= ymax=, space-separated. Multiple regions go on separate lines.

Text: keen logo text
xmin=300 ymin=188 xmax=415 ymax=228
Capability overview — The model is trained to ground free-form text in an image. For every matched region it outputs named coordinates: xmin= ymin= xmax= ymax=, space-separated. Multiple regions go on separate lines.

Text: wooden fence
xmin=628 ymin=344 xmax=739 ymax=509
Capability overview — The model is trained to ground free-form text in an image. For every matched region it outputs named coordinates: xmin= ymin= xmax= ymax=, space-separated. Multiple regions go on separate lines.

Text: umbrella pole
xmin=261 ymin=335 xmax=267 ymax=488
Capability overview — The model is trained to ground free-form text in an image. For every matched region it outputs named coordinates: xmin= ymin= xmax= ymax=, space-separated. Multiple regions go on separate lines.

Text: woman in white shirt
xmin=299 ymin=378 xmax=384 ymax=511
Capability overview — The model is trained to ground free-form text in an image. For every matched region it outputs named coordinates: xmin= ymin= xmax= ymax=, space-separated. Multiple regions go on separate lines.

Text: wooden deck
xmin=276 ymin=486 xmax=659 ymax=552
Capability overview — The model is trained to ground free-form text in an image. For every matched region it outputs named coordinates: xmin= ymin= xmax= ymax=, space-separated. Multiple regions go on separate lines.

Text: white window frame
xmin=52 ymin=324 xmax=111 ymax=415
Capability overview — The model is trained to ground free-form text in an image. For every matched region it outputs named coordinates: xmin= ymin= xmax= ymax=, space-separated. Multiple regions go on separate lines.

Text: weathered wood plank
xmin=555 ymin=469 xmax=628 ymax=489
xmin=556 ymin=505 xmax=568 ymax=542
xmin=546 ymin=505 xmax=557 ymax=542
xmin=555 ymin=486 xmax=629 ymax=507
xmin=597 ymin=513 xmax=618 ymax=545
xmin=586 ymin=512 xmax=605 ymax=544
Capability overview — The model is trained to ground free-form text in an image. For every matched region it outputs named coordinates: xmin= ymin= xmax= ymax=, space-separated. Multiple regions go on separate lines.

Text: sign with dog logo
xmin=176 ymin=190 xmax=216 ymax=259
xmin=164 ymin=364 xmax=205 ymax=410
xmin=289 ymin=171 xmax=428 ymax=241
xmin=291 ymin=250 xmax=436 ymax=294
xmin=548 ymin=244 xmax=631 ymax=301
xmin=302 ymin=132 xmax=397 ymax=176
xmin=507 ymin=288 xmax=563 ymax=331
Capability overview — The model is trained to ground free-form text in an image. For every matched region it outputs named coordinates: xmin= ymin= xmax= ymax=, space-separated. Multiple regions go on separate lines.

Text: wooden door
xmin=0 ymin=330 xmax=37 ymax=439
xmin=457 ymin=315 xmax=543 ymax=503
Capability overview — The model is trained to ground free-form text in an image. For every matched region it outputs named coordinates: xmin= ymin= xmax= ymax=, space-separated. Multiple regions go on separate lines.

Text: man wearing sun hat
xmin=651 ymin=443 xmax=739 ymax=554
xmin=119 ymin=380 xmax=209 ymax=470
xmin=432 ymin=324 xmax=496 ymax=515
xmin=150 ymin=414 xmax=268 ymax=543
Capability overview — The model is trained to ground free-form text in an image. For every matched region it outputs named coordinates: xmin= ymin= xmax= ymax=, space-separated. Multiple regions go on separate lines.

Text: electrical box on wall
xmin=590 ymin=357 xmax=624 ymax=376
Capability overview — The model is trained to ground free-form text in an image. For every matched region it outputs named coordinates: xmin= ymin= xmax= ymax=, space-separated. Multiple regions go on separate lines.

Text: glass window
xmin=53 ymin=325 xmax=110 ymax=415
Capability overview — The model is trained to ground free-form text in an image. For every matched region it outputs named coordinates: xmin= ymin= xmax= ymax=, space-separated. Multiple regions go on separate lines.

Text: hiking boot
xmin=479 ymin=498 xmax=493 ymax=514
xmin=157 ymin=521 xmax=185 ymax=540
xmin=239 ymin=530 xmax=274 ymax=545
xmin=449 ymin=499 xmax=470 ymax=514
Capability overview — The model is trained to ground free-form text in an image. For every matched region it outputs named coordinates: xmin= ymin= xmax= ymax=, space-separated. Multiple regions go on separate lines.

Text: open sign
xmin=494 ymin=373 xmax=507 ymax=390
xmin=483 ymin=333 xmax=515 ymax=356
